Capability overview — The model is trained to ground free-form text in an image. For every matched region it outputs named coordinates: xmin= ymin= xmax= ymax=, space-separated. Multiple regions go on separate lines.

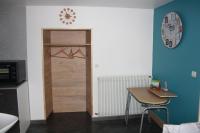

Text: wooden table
xmin=148 ymin=88 xmax=177 ymax=98
xmin=125 ymin=87 xmax=177 ymax=133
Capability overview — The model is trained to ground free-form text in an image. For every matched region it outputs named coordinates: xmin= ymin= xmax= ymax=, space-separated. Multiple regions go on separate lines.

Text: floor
xmin=27 ymin=112 xmax=162 ymax=133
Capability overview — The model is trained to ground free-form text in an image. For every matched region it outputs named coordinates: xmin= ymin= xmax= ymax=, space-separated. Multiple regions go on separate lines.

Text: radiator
xmin=98 ymin=75 xmax=150 ymax=117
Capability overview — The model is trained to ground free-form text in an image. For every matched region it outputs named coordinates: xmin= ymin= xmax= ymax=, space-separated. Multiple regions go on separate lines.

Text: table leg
xmin=139 ymin=108 xmax=148 ymax=133
xmin=125 ymin=91 xmax=131 ymax=126
xmin=165 ymin=107 xmax=169 ymax=124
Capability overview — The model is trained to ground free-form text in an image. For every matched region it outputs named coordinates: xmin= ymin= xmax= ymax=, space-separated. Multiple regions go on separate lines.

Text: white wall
xmin=26 ymin=6 xmax=153 ymax=120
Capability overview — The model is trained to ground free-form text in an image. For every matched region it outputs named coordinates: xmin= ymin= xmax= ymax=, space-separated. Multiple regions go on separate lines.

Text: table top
xmin=128 ymin=88 xmax=170 ymax=105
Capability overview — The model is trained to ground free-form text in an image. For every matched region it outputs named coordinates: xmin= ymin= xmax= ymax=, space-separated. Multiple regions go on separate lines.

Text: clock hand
xmin=65 ymin=13 xmax=71 ymax=19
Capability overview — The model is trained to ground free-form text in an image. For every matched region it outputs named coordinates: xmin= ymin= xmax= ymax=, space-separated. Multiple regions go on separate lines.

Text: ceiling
xmin=1 ymin=0 xmax=174 ymax=9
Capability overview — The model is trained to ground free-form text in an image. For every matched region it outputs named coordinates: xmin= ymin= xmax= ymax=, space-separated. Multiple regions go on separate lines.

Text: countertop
xmin=0 ymin=81 xmax=27 ymax=90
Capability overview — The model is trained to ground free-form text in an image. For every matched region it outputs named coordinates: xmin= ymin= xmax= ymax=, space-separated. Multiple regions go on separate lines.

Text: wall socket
xmin=191 ymin=71 xmax=197 ymax=78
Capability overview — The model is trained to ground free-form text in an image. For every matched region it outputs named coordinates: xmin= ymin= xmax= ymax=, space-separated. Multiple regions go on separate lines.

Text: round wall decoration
xmin=59 ymin=8 xmax=76 ymax=25
xmin=161 ymin=12 xmax=183 ymax=48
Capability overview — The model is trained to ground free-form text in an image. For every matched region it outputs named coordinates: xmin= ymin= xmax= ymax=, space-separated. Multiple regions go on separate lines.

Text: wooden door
xmin=51 ymin=47 xmax=86 ymax=112
xmin=43 ymin=29 xmax=92 ymax=115
xmin=43 ymin=30 xmax=54 ymax=118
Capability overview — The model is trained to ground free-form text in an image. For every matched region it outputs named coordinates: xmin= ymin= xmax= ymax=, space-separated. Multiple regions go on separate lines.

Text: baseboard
xmin=149 ymin=111 xmax=165 ymax=128
xmin=30 ymin=120 xmax=47 ymax=124
xmin=92 ymin=114 xmax=142 ymax=121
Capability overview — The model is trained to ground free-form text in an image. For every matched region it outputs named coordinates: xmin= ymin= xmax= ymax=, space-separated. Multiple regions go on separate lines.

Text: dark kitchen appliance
xmin=0 ymin=60 xmax=26 ymax=85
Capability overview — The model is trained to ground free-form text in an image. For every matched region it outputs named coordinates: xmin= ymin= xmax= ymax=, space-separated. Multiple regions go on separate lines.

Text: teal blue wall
xmin=153 ymin=0 xmax=200 ymax=124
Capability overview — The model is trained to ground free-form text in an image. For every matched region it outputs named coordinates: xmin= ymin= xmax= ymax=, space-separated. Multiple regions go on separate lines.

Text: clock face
xmin=161 ymin=12 xmax=183 ymax=48
xmin=59 ymin=8 xmax=76 ymax=25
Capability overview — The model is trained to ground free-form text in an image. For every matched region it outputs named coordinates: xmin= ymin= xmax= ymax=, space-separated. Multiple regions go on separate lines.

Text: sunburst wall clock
xmin=59 ymin=8 xmax=76 ymax=25
xmin=161 ymin=12 xmax=183 ymax=48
